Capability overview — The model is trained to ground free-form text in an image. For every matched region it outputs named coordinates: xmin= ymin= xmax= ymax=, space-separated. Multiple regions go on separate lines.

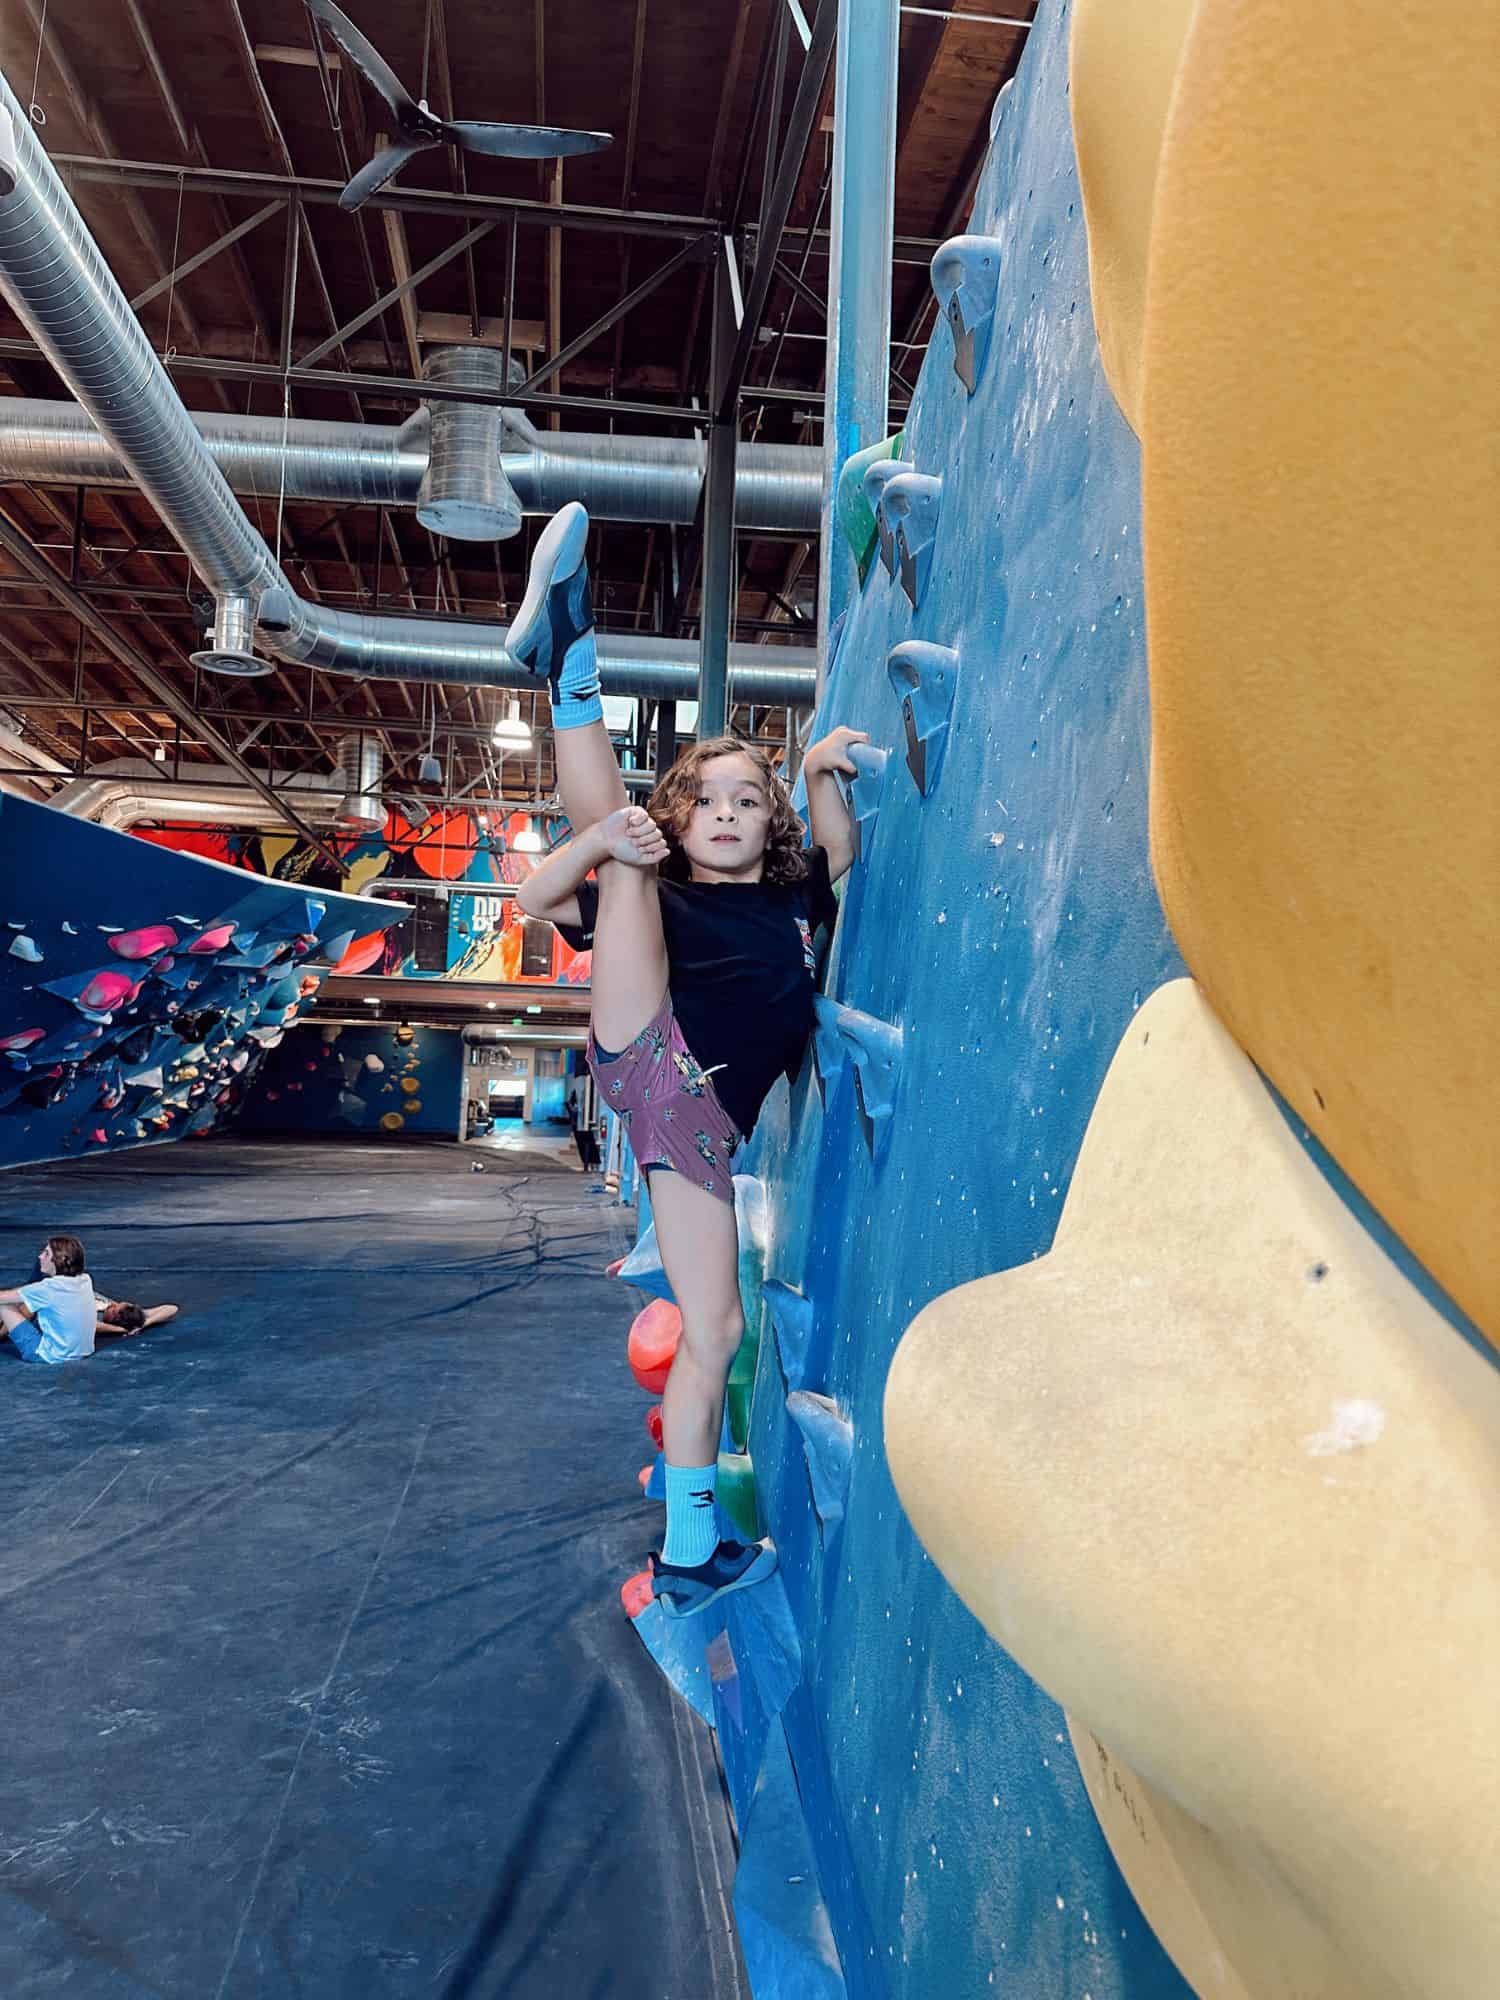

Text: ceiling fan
xmin=305 ymin=0 xmax=613 ymax=212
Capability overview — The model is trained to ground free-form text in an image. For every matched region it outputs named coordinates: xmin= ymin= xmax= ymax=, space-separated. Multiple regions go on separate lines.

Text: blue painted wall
xmin=739 ymin=6 xmax=1194 ymax=1994
xmin=0 ymin=793 xmax=396 ymax=1173
xmin=236 ymin=1023 xmax=464 ymax=1139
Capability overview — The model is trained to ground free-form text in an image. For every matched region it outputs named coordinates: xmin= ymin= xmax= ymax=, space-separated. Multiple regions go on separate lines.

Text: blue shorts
xmin=6 ymin=1318 xmax=44 ymax=1362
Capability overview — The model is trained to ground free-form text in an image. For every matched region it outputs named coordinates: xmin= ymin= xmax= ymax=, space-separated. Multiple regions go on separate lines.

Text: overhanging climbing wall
xmin=0 ymin=793 xmax=401 ymax=1172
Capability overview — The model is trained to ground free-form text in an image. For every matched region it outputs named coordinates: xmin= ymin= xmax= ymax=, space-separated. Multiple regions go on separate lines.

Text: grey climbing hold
xmin=930 ymin=233 xmax=1003 ymax=395
xmin=883 ymin=472 xmax=943 ymax=612
xmin=887 ymin=640 xmax=960 ymax=797
xmin=7 ymin=935 xmax=41 ymax=962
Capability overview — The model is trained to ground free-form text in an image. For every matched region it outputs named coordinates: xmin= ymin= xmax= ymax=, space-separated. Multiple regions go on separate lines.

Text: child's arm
xmin=517 ymin=809 xmax=669 ymax=924
xmin=801 ymin=727 xmax=868 ymax=882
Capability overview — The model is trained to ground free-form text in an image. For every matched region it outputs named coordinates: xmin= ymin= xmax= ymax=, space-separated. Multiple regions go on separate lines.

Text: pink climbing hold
xmin=77 ymin=969 xmax=144 ymax=1012
xmin=637 ymin=1465 xmax=652 ymax=1493
xmin=605 ymin=1256 xmax=626 ymax=1280
xmin=627 ymin=1298 xmax=683 ymax=1395
xmin=0 ymin=1028 xmax=45 ymax=1051
xmin=187 ymin=923 xmax=235 ymax=956
xmin=108 ymin=924 xmax=179 ymax=960
xmin=88 ymin=1128 xmax=108 ymax=1145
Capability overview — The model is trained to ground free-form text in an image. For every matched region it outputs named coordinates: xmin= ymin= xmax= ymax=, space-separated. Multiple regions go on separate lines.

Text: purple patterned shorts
xmin=589 ymin=994 xmax=740 ymax=1205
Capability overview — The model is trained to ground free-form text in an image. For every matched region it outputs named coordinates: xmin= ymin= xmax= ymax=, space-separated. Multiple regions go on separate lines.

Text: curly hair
xmin=648 ymin=735 xmax=809 ymax=886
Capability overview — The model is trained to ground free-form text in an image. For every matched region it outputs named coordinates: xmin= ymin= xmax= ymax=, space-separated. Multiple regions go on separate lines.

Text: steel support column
xmin=817 ymin=0 xmax=901 ymax=685
xmin=698 ymin=241 xmax=740 ymax=739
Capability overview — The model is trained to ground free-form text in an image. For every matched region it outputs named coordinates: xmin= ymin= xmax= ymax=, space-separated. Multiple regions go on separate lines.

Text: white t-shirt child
xmin=16 ymin=1274 xmax=97 ymax=1364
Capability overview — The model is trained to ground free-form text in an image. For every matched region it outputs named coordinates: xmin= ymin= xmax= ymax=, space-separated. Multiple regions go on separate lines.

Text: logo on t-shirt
xmin=795 ymin=917 xmax=815 ymax=974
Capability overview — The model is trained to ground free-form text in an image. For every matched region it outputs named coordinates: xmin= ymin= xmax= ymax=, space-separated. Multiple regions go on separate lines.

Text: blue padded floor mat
xmin=0 ymin=1138 xmax=748 ymax=2000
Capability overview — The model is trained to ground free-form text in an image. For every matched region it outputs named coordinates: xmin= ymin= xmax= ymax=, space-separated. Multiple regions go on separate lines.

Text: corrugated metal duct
xmin=0 ymin=77 xmax=818 ymax=707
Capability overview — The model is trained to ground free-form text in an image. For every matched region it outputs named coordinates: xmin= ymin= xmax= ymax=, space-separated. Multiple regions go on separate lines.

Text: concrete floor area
xmin=0 ymin=1139 xmax=746 ymax=2000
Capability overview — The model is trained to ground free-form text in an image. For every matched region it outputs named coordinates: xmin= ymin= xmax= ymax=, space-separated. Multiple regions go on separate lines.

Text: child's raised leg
xmin=511 ymin=504 xmax=665 ymax=1048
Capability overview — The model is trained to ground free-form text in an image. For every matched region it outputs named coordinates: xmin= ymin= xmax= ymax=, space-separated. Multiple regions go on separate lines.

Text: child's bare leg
xmin=650 ymin=1171 xmax=744 ymax=1550
xmin=1 ymin=1304 xmax=26 ymax=1340
xmin=137 ymin=1305 xmax=178 ymax=1334
xmin=554 ymin=720 xmax=627 ymax=833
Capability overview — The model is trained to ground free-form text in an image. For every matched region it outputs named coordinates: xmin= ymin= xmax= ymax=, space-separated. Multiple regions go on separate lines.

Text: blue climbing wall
xmin=236 ymin=1022 xmax=464 ymax=1139
xmin=0 ymin=793 xmax=399 ymax=1172
xmin=707 ymin=6 xmax=1194 ymax=1994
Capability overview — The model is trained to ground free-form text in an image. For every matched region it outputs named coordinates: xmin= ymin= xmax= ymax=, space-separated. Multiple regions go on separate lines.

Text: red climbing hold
xmin=605 ymin=1255 xmax=626 ymax=1280
xmin=627 ymin=1298 xmax=682 ymax=1394
xmin=88 ymin=1128 xmax=107 ymax=1144
xmin=644 ymin=1404 xmax=664 ymax=1449
xmin=620 ymin=1570 xmax=655 ymax=1620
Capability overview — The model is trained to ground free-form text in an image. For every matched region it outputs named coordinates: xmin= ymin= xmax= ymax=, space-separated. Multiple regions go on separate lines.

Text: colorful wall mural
xmin=135 ymin=807 xmax=592 ymax=987
xmin=0 ymin=793 xmax=402 ymax=1172
xmin=236 ymin=1022 xmax=465 ymax=1140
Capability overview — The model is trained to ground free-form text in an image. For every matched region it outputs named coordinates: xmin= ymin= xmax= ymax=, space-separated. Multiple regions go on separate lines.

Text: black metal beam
xmin=46 ymin=153 xmax=945 ymax=260
xmin=0 ymin=513 xmax=343 ymax=869
xmin=517 ymin=234 xmax=714 ymax=396
xmin=296 ymin=219 xmax=498 ymax=371
xmin=128 ymin=198 xmax=284 ymax=314
xmin=715 ymin=0 xmax=838 ymax=423
xmin=0 ymin=339 xmax=711 ymax=427
xmin=51 ymin=153 xmax=716 ymax=241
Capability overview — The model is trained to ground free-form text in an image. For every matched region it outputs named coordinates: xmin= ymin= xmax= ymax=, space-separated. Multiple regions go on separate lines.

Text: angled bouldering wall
xmin=0 ymin=793 xmax=402 ymax=1172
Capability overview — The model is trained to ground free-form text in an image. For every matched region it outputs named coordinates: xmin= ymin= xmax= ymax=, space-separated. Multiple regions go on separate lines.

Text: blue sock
xmin=662 ymin=1460 xmax=720 ymax=1567
xmin=550 ymin=627 xmax=603 ymax=731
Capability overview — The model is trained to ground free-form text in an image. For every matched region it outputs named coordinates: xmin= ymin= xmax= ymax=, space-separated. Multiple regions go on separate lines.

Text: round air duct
xmin=335 ymin=732 xmax=384 ymax=830
xmin=416 ymin=347 xmax=524 ymax=542
xmin=190 ymin=593 xmax=270 ymax=676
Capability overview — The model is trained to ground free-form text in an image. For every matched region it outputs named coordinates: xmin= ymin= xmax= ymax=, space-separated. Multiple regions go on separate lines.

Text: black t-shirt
xmin=556 ymin=847 xmax=840 ymax=1138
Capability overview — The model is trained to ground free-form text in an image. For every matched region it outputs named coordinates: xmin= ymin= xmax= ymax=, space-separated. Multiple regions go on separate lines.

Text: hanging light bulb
xmin=417 ymin=749 xmax=443 ymax=784
xmin=492 ymin=697 xmax=532 ymax=748
xmin=152 ymin=742 xmax=168 ymax=764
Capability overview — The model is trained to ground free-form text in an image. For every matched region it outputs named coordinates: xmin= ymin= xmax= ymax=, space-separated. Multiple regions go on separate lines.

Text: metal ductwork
xmin=0 ymin=76 xmax=819 ymax=708
xmin=0 ymin=398 xmax=823 ymax=536
xmin=416 ymin=347 xmax=523 ymax=540
xmin=42 ymin=756 xmax=348 ymax=829
xmin=334 ymin=732 xmax=384 ymax=830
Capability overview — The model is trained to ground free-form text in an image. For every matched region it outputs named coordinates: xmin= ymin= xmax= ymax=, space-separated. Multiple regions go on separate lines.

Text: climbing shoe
xmin=650 ymin=1538 xmax=779 ymax=1620
xmin=508 ymin=500 xmax=595 ymax=690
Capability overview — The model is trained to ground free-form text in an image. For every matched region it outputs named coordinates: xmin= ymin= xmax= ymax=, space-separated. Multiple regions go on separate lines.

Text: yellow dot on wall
xmin=404 ymin=1100 xmax=422 ymax=1114
xmin=380 ymin=1111 xmax=405 ymax=1132
xmin=400 ymin=1076 xmax=420 ymax=1095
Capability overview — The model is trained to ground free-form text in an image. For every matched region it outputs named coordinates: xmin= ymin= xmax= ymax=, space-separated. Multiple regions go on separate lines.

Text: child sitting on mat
xmin=1 ymin=1233 xmax=96 ymax=1364
xmin=513 ymin=502 xmax=867 ymax=1619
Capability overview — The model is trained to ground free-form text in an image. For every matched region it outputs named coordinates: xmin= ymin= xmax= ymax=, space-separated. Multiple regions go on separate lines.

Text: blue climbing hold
xmin=883 ymin=472 xmax=943 ymax=612
xmin=838 ymin=742 xmax=890 ymax=863
xmin=861 ymin=458 xmax=906 ymax=581
xmin=785 ymin=1391 xmax=855 ymax=1531
xmin=762 ymin=1279 xmax=816 ymax=1392
xmin=930 ymin=233 xmax=1003 ymax=395
xmin=887 ymin=640 xmax=960 ymax=797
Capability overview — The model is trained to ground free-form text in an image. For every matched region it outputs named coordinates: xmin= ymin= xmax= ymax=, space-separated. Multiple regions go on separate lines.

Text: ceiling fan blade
xmin=444 ymin=120 xmax=614 ymax=161
xmin=339 ymin=136 xmax=434 ymax=212
xmin=304 ymin=0 xmax=420 ymax=123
